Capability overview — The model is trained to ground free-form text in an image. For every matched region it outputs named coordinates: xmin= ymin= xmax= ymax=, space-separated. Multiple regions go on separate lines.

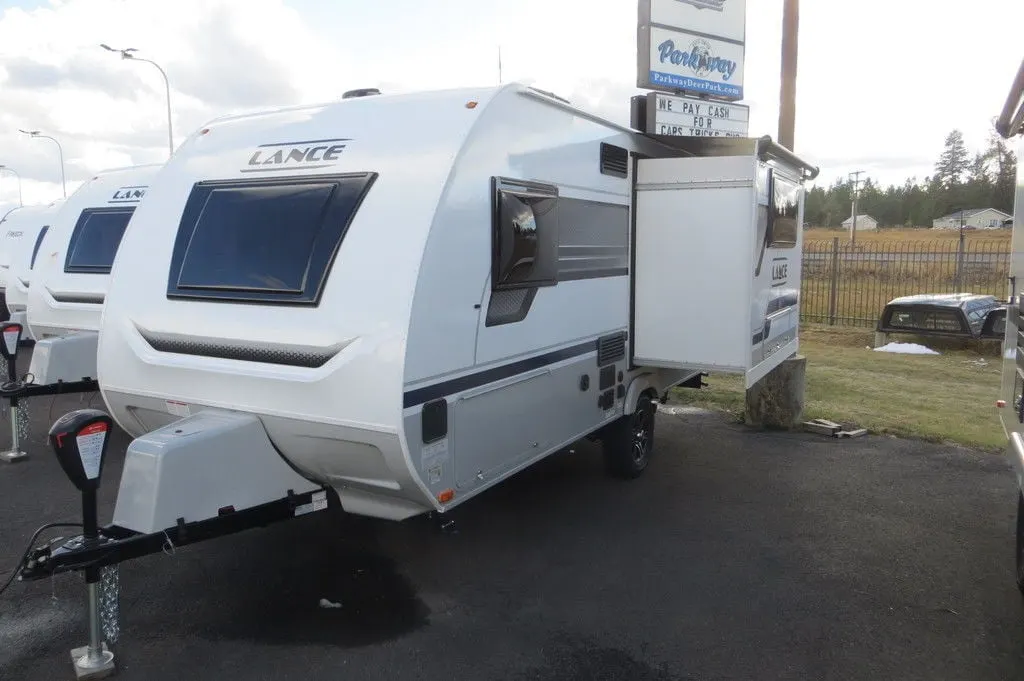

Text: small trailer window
xmin=767 ymin=172 xmax=800 ymax=249
xmin=166 ymin=173 xmax=377 ymax=305
xmin=64 ymin=207 xmax=136 ymax=274
xmin=30 ymin=225 xmax=49 ymax=269
xmin=491 ymin=178 xmax=559 ymax=290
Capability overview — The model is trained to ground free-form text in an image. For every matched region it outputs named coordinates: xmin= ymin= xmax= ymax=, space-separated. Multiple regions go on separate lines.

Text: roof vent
xmin=342 ymin=88 xmax=381 ymax=99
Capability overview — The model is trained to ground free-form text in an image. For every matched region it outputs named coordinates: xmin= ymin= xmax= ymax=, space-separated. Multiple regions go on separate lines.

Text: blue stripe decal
xmin=403 ymin=340 xmax=596 ymax=408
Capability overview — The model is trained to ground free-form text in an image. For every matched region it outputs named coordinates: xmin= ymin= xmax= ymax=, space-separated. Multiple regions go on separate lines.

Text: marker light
xmin=997 ymin=400 xmax=1007 ymax=408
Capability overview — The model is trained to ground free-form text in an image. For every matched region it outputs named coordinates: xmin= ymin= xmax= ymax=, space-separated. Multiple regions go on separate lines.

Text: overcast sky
xmin=1 ymin=0 xmax=1022 ymax=217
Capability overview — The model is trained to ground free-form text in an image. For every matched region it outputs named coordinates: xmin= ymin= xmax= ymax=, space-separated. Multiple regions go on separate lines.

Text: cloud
xmin=3 ymin=55 xmax=147 ymax=99
xmin=0 ymin=0 xmax=352 ymax=194
xmin=1 ymin=0 xmax=1023 ymax=206
xmin=163 ymin=5 xmax=301 ymax=109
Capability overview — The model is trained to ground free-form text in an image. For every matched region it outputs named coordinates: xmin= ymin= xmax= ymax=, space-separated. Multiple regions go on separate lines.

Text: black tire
xmin=1016 ymin=492 xmax=1024 ymax=596
xmin=602 ymin=393 xmax=656 ymax=479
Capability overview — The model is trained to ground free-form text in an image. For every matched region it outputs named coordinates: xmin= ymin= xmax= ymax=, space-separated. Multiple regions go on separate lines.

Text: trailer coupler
xmin=15 ymin=407 xmax=334 ymax=679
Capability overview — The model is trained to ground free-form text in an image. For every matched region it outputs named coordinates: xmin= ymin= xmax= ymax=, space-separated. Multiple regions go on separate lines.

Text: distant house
xmin=932 ymin=208 xmax=1012 ymax=230
xmin=841 ymin=214 xmax=878 ymax=231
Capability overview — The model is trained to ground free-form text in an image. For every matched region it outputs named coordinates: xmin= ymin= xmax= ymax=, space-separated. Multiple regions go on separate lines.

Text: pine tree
xmin=985 ymin=130 xmax=1017 ymax=214
xmin=934 ymin=129 xmax=970 ymax=188
xmin=802 ymin=128 xmax=1011 ymax=229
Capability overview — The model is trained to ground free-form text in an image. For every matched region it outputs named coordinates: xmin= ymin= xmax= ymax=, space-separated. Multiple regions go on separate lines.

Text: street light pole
xmin=0 ymin=166 xmax=23 ymax=207
xmin=18 ymin=129 xmax=66 ymax=199
xmin=100 ymin=44 xmax=174 ymax=157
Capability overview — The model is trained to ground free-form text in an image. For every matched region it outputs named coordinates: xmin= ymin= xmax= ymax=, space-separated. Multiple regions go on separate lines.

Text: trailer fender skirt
xmin=624 ymin=373 xmax=660 ymax=415
xmin=112 ymin=408 xmax=321 ymax=534
xmin=1011 ymin=432 xmax=1024 ymax=492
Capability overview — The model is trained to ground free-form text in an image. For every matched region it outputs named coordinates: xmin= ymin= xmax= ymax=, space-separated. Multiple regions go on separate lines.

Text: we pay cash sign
xmin=652 ymin=93 xmax=749 ymax=138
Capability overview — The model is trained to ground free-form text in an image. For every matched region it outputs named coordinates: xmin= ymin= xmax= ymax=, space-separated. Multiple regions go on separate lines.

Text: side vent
xmin=600 ymin=143 xmax=629 ymax=179
xmin=597 ymin=331 xmax=627 ymax=367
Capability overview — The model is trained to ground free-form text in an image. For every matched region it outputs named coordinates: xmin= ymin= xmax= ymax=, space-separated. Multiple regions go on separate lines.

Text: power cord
xmin=0 ymin=522 xmax=83 ymax=599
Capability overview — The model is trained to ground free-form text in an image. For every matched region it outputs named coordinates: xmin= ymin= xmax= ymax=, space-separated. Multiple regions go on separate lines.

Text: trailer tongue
xmin=16 ymin=406 xmax=335 ymax=679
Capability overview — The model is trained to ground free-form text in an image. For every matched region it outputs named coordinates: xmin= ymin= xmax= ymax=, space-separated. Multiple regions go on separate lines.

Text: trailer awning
xmin=641 ymin=134 xmax=820 ymax=181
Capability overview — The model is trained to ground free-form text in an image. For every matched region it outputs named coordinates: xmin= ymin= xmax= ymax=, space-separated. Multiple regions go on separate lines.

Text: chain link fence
xmin=800 ymin=237 xmax=1011 ymax=327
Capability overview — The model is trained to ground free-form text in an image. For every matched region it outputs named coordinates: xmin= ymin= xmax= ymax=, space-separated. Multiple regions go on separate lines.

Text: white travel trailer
xmin=4 ymin=199 xmax=65 ymax=338
xmin=25 ymin=164 xmax=160 ymax=384
xmin=18 ymin=83 xmax=817 ymax=602
xmin=72 ymin=81 xmax=816 ymax=536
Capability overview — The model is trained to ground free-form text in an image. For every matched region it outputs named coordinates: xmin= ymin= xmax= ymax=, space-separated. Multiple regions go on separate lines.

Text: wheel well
xmin=624 ymin=373 xmax=661 ymax=415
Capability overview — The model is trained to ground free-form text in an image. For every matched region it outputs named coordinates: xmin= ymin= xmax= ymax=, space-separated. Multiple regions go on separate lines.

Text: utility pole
xmin=849 ymin=170 xmax=864 ymax=246
xmin=777 ymin=0 xmax=799 ymax=150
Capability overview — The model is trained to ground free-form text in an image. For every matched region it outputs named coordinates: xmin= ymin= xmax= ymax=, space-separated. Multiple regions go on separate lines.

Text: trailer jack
xmin=17 ymin=407 xmax=336 ymax=678
xmin=0 ymin=322 xmax=98 ymax=464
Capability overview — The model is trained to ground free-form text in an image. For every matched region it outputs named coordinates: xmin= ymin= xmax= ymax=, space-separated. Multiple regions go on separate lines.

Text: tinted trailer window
xmin=166 ymin=173 xmax=377 ymax=306
xmin=64 ymin=208 xmax=136 ymax=274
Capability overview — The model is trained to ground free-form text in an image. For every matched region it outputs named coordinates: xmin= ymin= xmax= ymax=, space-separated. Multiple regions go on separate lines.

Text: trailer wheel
xmin=603 ymin=392 xmax=656 ymax=479
xmin=1017 ymin=492 xmax=1024 ymax=596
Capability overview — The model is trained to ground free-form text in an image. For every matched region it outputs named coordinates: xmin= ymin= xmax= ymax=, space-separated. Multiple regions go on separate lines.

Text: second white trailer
xmin=26 ymin=164 xmax=160 ymax=384
xmin=4 ymin=199 xmax=65 ymax=339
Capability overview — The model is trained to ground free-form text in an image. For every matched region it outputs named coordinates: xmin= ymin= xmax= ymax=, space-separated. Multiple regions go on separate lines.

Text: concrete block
xmin=745 ymin=355 xmax=806 ymax=430
xmin=837 ymin=428 xmax=868 ymax=438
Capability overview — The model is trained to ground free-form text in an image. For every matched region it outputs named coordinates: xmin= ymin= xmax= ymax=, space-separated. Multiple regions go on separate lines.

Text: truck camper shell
xmin=25 ymin=164 xmax=161 ymax=384
xmin=89 ymin=82 xmax=817 ymax=533
xmin=4 ymin=199 xmax=65 ymax=338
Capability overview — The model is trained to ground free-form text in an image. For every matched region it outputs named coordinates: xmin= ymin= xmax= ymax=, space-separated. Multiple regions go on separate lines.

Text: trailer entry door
xmin=631 ymin=155 xmax=803 ymax=389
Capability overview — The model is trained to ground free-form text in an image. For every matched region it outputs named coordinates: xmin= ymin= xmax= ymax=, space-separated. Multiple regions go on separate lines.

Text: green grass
xmin=671 ymin=325 xmax=1006 ymax=451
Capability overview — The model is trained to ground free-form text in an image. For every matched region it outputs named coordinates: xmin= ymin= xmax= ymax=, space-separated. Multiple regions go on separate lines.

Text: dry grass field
xmin=804 ymin=227 xmax=1012 ymax=245
xmin=672 ymin=325 xmax=1005 ymax=450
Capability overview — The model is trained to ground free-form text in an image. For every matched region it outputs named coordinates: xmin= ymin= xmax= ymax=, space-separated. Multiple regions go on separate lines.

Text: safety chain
xmin=14 ymin=397 xmax=30 ymax=444
xmin=99 ymin=564 xmax=120 ymax=644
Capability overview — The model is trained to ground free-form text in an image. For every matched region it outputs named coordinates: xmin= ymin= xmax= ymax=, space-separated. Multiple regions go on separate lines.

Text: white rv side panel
xmin=633 ymin=156 xmax=756 ymax=374
xmin=404 ymin=87 xmax=634 ymax=382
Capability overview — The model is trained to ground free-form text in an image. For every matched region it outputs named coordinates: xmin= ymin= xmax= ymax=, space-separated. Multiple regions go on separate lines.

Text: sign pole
xmin=777 ymin=0 xmax=799 ymax=150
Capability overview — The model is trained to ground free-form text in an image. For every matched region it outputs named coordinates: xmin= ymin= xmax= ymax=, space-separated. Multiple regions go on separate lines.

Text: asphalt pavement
xmin=0 ymin=349 xmax=1023 ymax=681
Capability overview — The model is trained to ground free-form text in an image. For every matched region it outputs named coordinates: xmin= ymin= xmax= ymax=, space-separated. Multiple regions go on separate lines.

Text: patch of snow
xmin=657 ymin=405 xmax=713 ymax=416
xmin=318 ymin=598 xmax=342 ymax=609
xmin=873 ymin=342 xmax=939 ymax=355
